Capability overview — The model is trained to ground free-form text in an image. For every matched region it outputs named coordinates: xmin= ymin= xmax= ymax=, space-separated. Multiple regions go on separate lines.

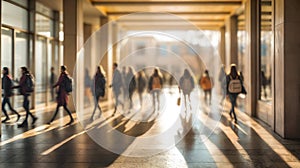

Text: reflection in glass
xmin=259 ymin=0 xmax=273 ymax=101
xmin=36 ymin=14 xmax=54 ymax=37
xmin=14 ymin=31 xmax=29 ymax=109
xmin=35 ymin=37 xmax=47 ymax=105
xmin=237 ymin=12 xmax=246 ymax=75
xmin=1 ymin=28 xmax=13 ymax=71
xmin=2 ymin=1 xmax=28 ymax=30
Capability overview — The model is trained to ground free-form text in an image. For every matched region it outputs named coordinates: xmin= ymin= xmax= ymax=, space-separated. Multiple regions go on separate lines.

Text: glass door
xmin=35 ymin=36 xmax=47 ymax=105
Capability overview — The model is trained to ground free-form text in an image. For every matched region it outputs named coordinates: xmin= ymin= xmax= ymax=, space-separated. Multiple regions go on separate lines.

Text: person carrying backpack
xmin=90 ymin=66 xmax=106 ymax=120
xmin=2 ymin=67 xmax=20 ymax=123
xmin=226 ymin=64 xmax=244 ymax=123
xmin=179 ymin=69 xmax=195 ymax=112
xmin=148 ymin=68 xmax=163 ymax=113
xmin=199 ymin=70 xmax=213 ymax=105
xmin=47 ymin=65 xmax=74 ymax=125
xmin=13 ymin=67 xmax=37 ymax=127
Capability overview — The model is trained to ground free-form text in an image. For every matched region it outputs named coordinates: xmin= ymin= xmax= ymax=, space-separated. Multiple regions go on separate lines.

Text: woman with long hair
xmin=90 ymin=66 xmax=106 ymax=120
xmin=148 ymin=68 xmax=163 ymax=112
xmin=226 ymin=64 xmax=243 ymax=123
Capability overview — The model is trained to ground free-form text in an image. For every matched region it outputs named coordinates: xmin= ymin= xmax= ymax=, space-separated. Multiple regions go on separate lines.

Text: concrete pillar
xmin=219 ymin=26 xmax=226 ymax=65
xmin=225 ymin=15 xmax=238 ymax=69
xmin=244 ymin=0 xmax=259 ymax=117
xmin=63 ymin=0 xmax=84 ymax=111
xmin=274 ymin=0 xmax=300 ymax=138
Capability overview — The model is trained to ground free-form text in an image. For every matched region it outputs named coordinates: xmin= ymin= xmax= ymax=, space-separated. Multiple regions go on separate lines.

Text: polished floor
xmin=1 ymin=88 xmax=300 ymax=168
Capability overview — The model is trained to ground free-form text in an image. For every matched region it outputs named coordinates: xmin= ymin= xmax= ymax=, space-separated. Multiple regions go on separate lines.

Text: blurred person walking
xmin=110 ymin=63 xmax=124 ymax=116
xmin=148 ymin=68 xmax=163 ymax=113
xmin=179 ymin=69 xmax=195 ymax=112
xmin=199 ymin=70 xmax=213 ymax=105
xmin=47 ymin=65 xmax=74 ymax=125
xmin=90 ymin=66 xmax=106 ymax=120
xmin=226 ymin=64 xmax=245 ymax=123
xmin=2 ymin=67 xmax=20 ymax=123
xmin=50 ymin=67 xmax=57 ymax=101
xmin=126 ymin=67 xmax=136 ymax=109
xmin=137 ymin=71 xmax=147 ymax=107
xmin=13 ymin=67 xmax=37 ymax=127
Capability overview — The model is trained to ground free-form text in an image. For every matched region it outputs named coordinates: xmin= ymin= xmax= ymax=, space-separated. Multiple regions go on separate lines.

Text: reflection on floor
xmin=1 ymin=88 xmax=300 ymax=168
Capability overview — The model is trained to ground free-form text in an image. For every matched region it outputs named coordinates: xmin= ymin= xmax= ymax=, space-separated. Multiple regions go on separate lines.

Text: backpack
xmin=152 ymin=76 xmax=161 ymax=90
xmin=228 ymin=75 xmax=242 ymax=94
xmin=24 ymin=74 xmax=34 ymax=93
xmin=200 ymin=76 xmax=212 ymax=90
xmin=64 ymin=75 xmax=73 ymax=93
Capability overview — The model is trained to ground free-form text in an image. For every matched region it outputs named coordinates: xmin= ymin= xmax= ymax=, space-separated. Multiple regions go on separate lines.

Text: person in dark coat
xmin=126 ymin=67 xmax=136 ymax=109
xmin=179 ymin=69 xmax=195 ymax=112
xmin=13 ymin=67 xmax=38 ymax=127
xmin=219 ymin=65 xmax=227 ymax=104
xmin=110 ymin=63 xmax=123 ymax=116
xmin=2 ymin=67 xmax=20 ymax=123
xmin=226 ymin=64 xmax=243 ymax=123
xmin=47 ymin=65 xmax=74 ymax=125
xmin=137 ymin=71 xmax=147 ymax=107
xmin=90 ymin=66 xmax=106 ymax=120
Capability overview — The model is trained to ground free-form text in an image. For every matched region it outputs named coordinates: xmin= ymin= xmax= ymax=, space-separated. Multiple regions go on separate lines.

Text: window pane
xmin=2 ymin=1 xmax=28 ymax=30
xmin=11 ymin=0 xmax=28 ymax=7
xmin=1 ymin=28 xmax=13 ymax=71
xmin=14 ymin=31 xmax=29 ymax=109
xmin=36 ymin=14 xmax=54 ymax=37
xmin=259 ymin=0 xmax=273 ymax=101
xmin=35 ymin=37 xmax=47 ymax=105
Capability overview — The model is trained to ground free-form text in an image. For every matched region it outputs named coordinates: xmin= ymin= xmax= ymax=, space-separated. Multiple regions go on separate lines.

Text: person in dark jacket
xmin=179 ymin=69 xmax=195 ymax=112
xmin=47 ymin=65 xmax=74 ymax=125
xmin=126 ymin=67 xmax=136 ymax=109
xmin=226 ymin=64 xmax=243 ymax=123
xmin=148 ymin=68 xmax=163 ymax=112
xmin=110 ymin=63 xmax=123 ymax=116
xmin=137 ymin=71 xmax=147 ymax=107
xmin=13 ymin=67 xmax=38 ymax=127
xmin=2 ymin=67 xmax=20 ymax=123
xmin=90 ymin=66 xmax=106 ymax=120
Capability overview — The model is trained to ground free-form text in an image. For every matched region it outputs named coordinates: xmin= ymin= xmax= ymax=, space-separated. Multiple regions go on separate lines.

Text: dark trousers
xmin=229 ymin=94 xmax=238 ymax=121
xmin=49 ymin=104 xmax=73 ymax=122
xmin=2 ymin=97 xmax=19 ymax=118
xmin=23 ymin=95 xmax=35 ymax=123
xmin=91 ymin=95 xmax=102 ymax=119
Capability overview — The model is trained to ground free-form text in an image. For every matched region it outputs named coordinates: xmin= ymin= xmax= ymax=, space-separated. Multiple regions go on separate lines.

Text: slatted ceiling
xmin=91 ymin=0 xmax=244 ymax=30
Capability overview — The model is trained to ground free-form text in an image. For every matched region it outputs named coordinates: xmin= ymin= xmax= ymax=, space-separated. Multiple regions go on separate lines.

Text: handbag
xmin=177 ymin=97 xmax=181 ymax=106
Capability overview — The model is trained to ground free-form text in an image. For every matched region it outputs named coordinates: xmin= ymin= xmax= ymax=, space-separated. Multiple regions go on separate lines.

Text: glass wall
xmin=259 ymin=0 xmax=273 ymax=102
xmin=35 ymin=37 xmax=47 ymax=105
xmin=237 ymin=12 xmax=246 ymax=75
xmin=1 ymin=0 xmax=61 ymax=109
xmin=1 ymin=28 xmax=13 ymax=70
xmin=14 ymin=31 xmax=29 ymax=109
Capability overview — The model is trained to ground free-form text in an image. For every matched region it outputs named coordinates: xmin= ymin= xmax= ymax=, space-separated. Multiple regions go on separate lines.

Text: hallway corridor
xmin=1 ymin=88 xmax=300 ymax=168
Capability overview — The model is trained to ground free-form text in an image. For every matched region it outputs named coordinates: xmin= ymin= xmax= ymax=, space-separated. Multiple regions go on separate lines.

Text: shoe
xmin=32 ymin=117 xmax=38 ymax=125
xmin=234 ymin=119 xmax=238 ymax=124
xmin=2 ymin=118 xmax=10 ymax=123
xmin=46 ymin=121 xmax=52 ymax=125
xmin=16 ymin=114 xmax=21 ymax=122
xmin=18 ymin=121 xmax=28 ymax=128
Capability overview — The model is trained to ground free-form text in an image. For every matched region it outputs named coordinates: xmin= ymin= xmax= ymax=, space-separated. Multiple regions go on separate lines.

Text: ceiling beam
xmin=106 ymin=11 xmax=231 ymax=15
xmin=92 ymin=1 xmax=242 ymax=6
xmin=116 ymin=19 xmax=225 ymax=22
